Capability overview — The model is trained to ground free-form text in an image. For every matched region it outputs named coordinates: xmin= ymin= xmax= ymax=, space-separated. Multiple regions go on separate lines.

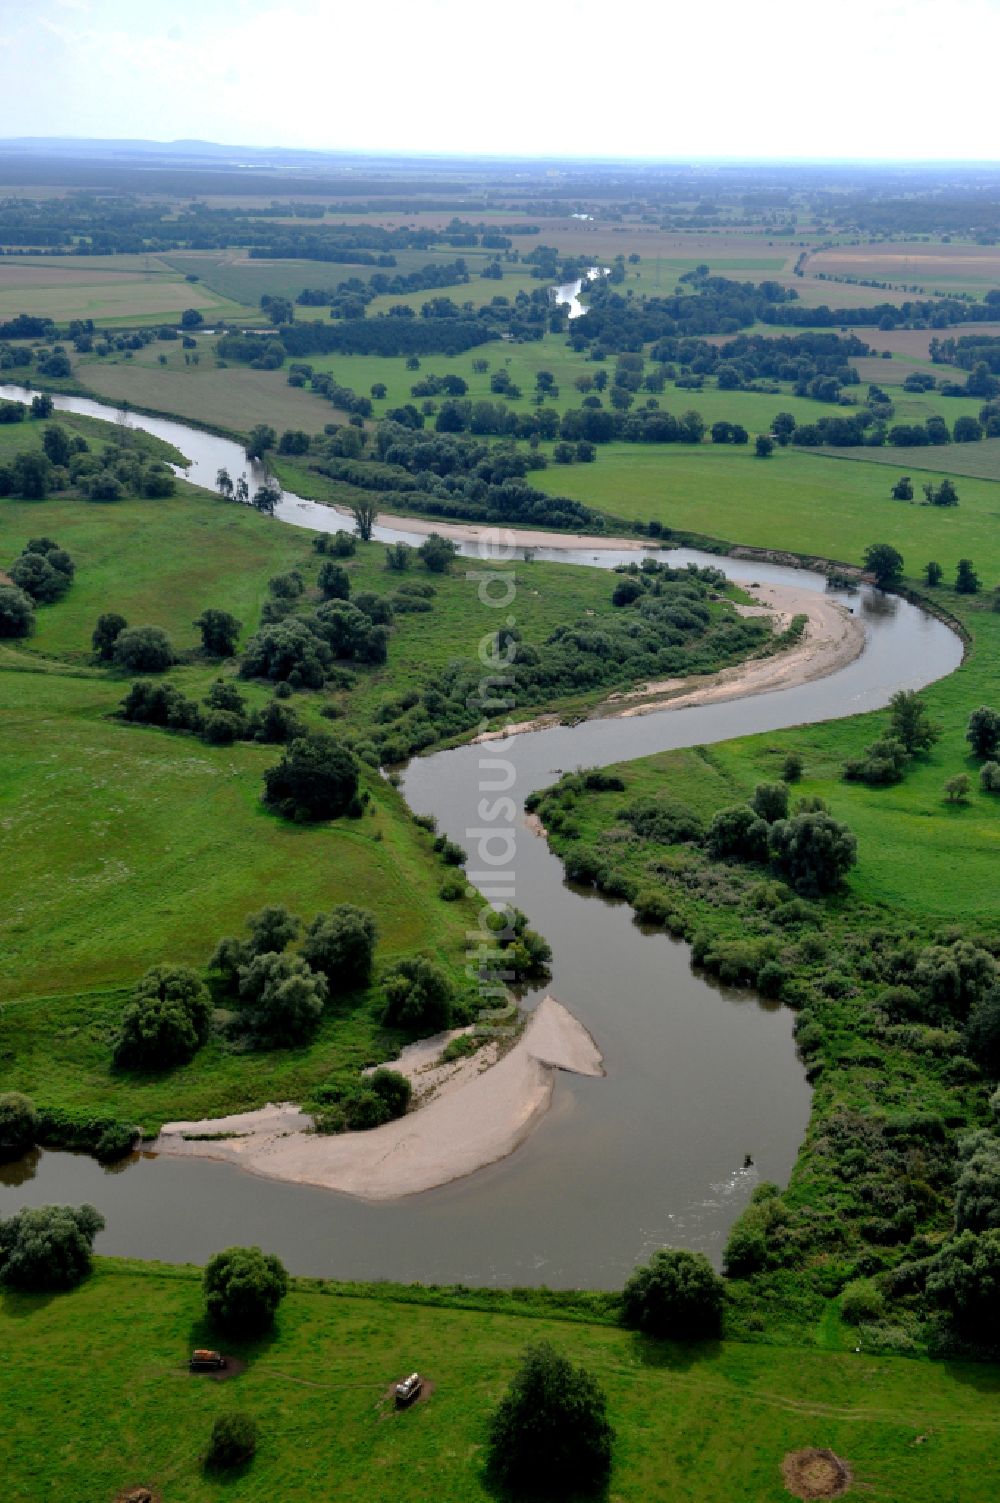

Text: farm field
xmin=808 ymin=240 xmax=1000 ymax=298
xmin=1 ymin=1260 xmax=997 ymax=1503
xmin=0 ymin=254 xmax=245 ymax=326
xmin=535 ymin=441 xmax=1000 ymax=581
xmin=825 ymin=437 xmax=1000 ymax=482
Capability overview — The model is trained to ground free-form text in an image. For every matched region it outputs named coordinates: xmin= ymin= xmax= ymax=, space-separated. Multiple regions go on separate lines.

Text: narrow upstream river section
xmin=0 ymin=386 xmax=964 ymax=1287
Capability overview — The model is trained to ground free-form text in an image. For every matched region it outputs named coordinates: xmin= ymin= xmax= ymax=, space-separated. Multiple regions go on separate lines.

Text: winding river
xmin=0 ymin=386 xmax=964 ymax=1287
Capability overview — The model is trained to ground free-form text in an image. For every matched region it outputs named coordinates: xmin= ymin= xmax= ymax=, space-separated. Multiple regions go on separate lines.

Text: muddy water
xmin=0 ymin=387 xmax=964 ymax=1286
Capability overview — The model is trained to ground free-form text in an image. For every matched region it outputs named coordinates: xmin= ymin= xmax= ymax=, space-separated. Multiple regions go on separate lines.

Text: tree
xmin=206 ymin=1412 xmax=258 ymax=1471
xmin=955 ymin=1133 xmax=1000 ymax=1233
xmin=180 ymin=308 xmax=204 ymax=329
xmin=926 ymin=1229 xmax=1000 ymax=1337
xmin=42 ymin=424 xmax=71 ymax=467
xmin=253 ymin=481 xmax=281 ymax=516
xmin=12 ymin=451 xmax=50 ymax=498
xmin=772 ymin=411 xmax=796 ymax=445
xmin=768 ymin=810 xmax=857 ymax=896
xmin=891 ymin=476 xmax=913 ymax=501
xmin=980 ymin=761 xmax=1000 ymax=794
xmin=956 ymin=558 xmax=980 ymax=594
xmin=113 ymin=964 xmax=212 ymax=1070
xmin=9 ymin=549 xmax=71 ymax=603
xmin=755 ymin=434 xmax=774 ymax=458
xmin=210 ymin=904 xmax=301 ymax=989
xmin=965 ymin=989 xmax=1000 ymax=1076
xmin=0 ymin=1092 xmax=37 ymax=1161
xmin=234 ymin=476 xmax=250 ymax=505
xmin=782 ymin=752 xmax=804 ymax=782
xmin=840 ymin=1278 xmax=885 ymax=1325
xmin=203 ymin=1245 xmax=288 ymax=1335
xmin=112 ymin=625 xmax=175 ymax=672
xmin=486 ymin=1342 xmax=614 ymax=1496
xmin=706 ymin=805 xmax=769 ymax=862
xmin=370 ymin=382 xmax=387 ymax=400
xmin=195 ymin=609 xmax=241 ymax=657
xmin=0 ymin=1204 xmax=104 ymax=1290
xmin=245 ymin=424 xmax=276 ymax=462
xmin=240 ymin=618 xmax=331 ymax=687
xmin=418 ymin=532 xmax=458 ymax=573
xmin=262 ymin=731 xmax=359 ymax=821
xmin=924 ymin=478 xmax=960 ymax=507
xmin=301 ymin=905 xmax=377 ymax=993
xmin=384 ymin=541 xmax=412 ymax=572
xmin=967 ymin=706 xmax=1000 ymax=758
xmin=318 ymin=561 xmax=350 ymax=600
xmin=215 ymin=467 xmax=234 ymax=499
xmin=350 ymin=500 xmax=378 ymax=541
xmin=750 ymin=782 xmax=789 ymax=823
xmin=863 ymin=542 xmax=904 ymax=587
xmin=887 ymin=690 xmax=939 ymax=753
xmin=0 ymin=585 xmax=34 ymax=638
xmin=925 ymin=560 xmax=943 ymax=587
xmin=92 ymin=611 xmax=128 ymax=660
xmin=381 ymin=956 xmax=454 ymax=1030
xmin=621 ymin=1248 xmax=724 ymax=1338
xmin=945 ymin=773 xmax=971 ymax=804
xmin=236 ymin=951 xmax=327 ymax=1047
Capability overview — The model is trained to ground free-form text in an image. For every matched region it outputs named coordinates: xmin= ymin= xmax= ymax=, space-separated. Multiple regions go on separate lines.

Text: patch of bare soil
xmin=781 ymin=1448 xmax=852 ymax=1500
xmin=378 ymin=1377 xmax=436 ymax=1416
xmin=188 ymin=1355 xmax=246 ymax=1382
xmin=114 ymin=1487 xmax=162 ymax=1503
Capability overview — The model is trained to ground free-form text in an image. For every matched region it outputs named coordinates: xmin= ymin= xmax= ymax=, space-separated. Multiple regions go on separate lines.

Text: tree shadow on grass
xmin=184 ymin=1311 xmax=281 ymax=1375
xmin=479 ymin=1466 xmax=611 ymax=1503
xmin=0 ymin=1285 xmax=61 ymax=1320
xmin=627 ymin=1330 xmax=724 ymax=1372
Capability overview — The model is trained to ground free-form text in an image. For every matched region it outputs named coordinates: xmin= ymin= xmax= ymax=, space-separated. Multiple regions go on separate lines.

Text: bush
xmin=385 ymin=541 xmax=412 ymax=571
xmin=262 ymin=731 xmax=359 ymax=821
xmin=980 ymin=761 xmax=1000 ymax=794
xmin=0 ymin=1092 xmax=37 ymax=1161
xmin=0 ymin=584 xmax=34 ymax=638
xmin=965 ymin=990 xmax=1000 ymax=1075
xmin=967 ymin=706 xmax=1000 ymax=759
xmin=750 ymin=782 xmax=789 ymax=823
xmin=205 ymin=1412 xmax=258 ymax=1471
xmin=113 ymin=964 xmax=212 ymax=1070
xmin=0 ymin=1204 xmax=104 ymax=1290
xmin=706 ymin=805 xmax=769 ymax=862
xmin=318 ymin=560 xmax=350 ymax=600
xmin=926 ymin=1228 xmax=1000 ymax=1337
xmin=381 ymin=956 xmax=455 ymax=1031
xmin=9 ymin=547 xmax=73 ymax=604
xmin=418 ymin=531 xmax=458 ymax=573
xmin=235 ymin=952 xmax=327 ymax=1047
xmin=840 ymin=1278 xmax=885 ymax=1324
xmin=954 ymin=1133 xmax=1000 ymax=1233
xmin=300 ymin=905 xmax=377 ymax=993
xmin=486 ymin=1342 xmax=614 ymax=1497
xmin=203 ymin=1245 xmax=288 ymax=1335
xmin=621 ymin=1248 xmax=724 ymax=1338
xmin=768 ymin=811 xmax=857 ymax=895
xmin=782 ymin=752 xmax=804 ymax=782
xmin=119 ymin=679 xmax=201 ymax=731
xmin=112 ymin=625 xmax=175 ymax=672
xmin=92 ymin=611 xmax=128 ymax=660
xmin=241 ymin=618 xmax=331 ymax=687
xmin=619 ymin=796 xmax=703 ymax=845
xmin=195 ymin=608 xmax=241 ymax=657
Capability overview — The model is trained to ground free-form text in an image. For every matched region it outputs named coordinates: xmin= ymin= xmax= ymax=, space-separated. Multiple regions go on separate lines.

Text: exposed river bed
xmin=0 ymin=385 xmax=964 ymax=1286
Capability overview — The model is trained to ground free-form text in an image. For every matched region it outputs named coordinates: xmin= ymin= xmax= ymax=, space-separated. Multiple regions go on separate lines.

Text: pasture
xmin=0 ymin=255 xmax=244 ymax=326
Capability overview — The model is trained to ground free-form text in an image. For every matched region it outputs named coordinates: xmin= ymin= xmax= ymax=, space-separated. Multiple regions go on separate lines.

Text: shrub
xmin=112 ymin=625 xmax=175 ymax=672
xmin=0 ymin=1092 xmax=37 ymax=1161
xmin=300 ymin=905 xmax=377 ymax=993
xmin=203 ymin=1245 xmax=288 ymax=1335
xmin=240 ymin=618 xmax=331 ymax=687
xmin=782 ymin=752 xmax=804 ymax=782
xmin=945 ymin=773 xmax=971 ymax=804
xmin=262 ymin=732 xmax=359 ymax=821
xmin=619 ymin=797 xmax=704 ymax=844
xmin=0 ymin=1204 xmax=104 ymax=1290
xmin=965 ymin=989 xmax=1000 ymax=1075
xmin=768 ymin=811 xmax=857 ymax=895
xmin=235 ymin=952 xmax=327 ymax=1047
xmin=119 ymin=679 xmax=201 ymax=731
xmin=486 ymin=1342 xmax=614 ymax=1497
xmin=205 ymin=1412 xmax=258 ymax=1471
xmin=926 ymin=1228 xmax=1000 ymax=1337
xmin=318 ymin=560 xmax=350 ymax=600
xmin=967 ymin=706 xmax=1000 ymax=759
xmin=249 ymin=698 xmax=304 ymax=744
xmin=384 ymin=541 xmax=412 ymax=571
xmin=750 ymin=782 xmax=789 ymax=823
xmin=706 ymin=805 xmax=769 ymax=862
xmin=757 ymin=960 xmax=787 ymax=999
xmin=381 ymin=956 xmax=455 ymax=1031
xmin=621 ymin=1248 xmax=724 ymax=1338
xmin=210 ymin=905 xmax=301 ymax=990
xmin=418 ymin=531 xmax=458 ymax=573
xmin=195 ymin=608 xmax=242 ymax=657
xmin=9 ymin=547 xmax=73 ymax=603
xmin=92 ymin=611 xmax=128 ymax=660
xmin=840 ymin=1278 xmax=885 ymax=1324
xmin=0 ymin=585 xmax=34 ymax=638
xmin=954 ymin=1133 xmax=1000 ymax=1233
xmin=980 ymin=761 xmax=1000 ymax=794
xmin=113 ymin=964 xmax=212 ymax=1070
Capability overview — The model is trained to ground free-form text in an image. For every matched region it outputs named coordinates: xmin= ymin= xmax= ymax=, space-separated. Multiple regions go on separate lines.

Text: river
xmin=0 ymin=386 xmax=964 ymax=1287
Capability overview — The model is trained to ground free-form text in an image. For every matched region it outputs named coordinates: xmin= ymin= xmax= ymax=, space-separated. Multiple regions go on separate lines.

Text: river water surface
xmin=0 ymin=386 xmax=964 ymax=1286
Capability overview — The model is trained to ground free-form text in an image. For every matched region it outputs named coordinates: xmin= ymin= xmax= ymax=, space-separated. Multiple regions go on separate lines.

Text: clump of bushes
xmin=262 ymin=731 xmax=360 ymax=822
xmin=113 ymin=964 xmax=212 ymax=1070
xmin=0 ymin=1203 xmax=104 ymax=1290
xmin=621 ymin=1248 xmax=724 ymax=1338
xmin=8 ymin=537 xmax=75 ymax=603
xmin=382 ymin=956 xmax=456 ymax=1031
xmin=0 ymin=1091 xmax=37 ymax=1161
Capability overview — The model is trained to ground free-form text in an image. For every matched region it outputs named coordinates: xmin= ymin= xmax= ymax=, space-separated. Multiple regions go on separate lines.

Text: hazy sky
xmin=2 ymin=0 xmax=1000 ymax=161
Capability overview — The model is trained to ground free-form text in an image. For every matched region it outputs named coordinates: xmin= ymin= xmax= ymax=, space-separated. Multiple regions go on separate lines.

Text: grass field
xmin=0 ymin=255 xmax=246 ymax=327
xmin=535 ymin=441 xmax=1000 ymax=582
xmin=1 ymin=1260 xmax=997 ymax=1503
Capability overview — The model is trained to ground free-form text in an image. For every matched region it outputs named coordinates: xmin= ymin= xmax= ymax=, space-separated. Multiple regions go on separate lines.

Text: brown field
xmin=806 ymin=240 xmax=1000 ymax=299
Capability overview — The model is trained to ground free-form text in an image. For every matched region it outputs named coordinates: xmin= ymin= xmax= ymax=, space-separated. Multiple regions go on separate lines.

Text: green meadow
xmin=1 ymin=1260 xmax=996 ymax=1503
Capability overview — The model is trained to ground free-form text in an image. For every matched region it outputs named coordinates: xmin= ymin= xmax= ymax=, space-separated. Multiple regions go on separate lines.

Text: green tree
xmin=926 ymin=1229 xmax=1000 ymax=1337
xmin=113 ymin=964 xmax=212 ymax=1070
xmin=621 ymin=1248 xmax=724 ymax=1338
xmin=486 ymin=1342 xmax=614 ymax=1496
xmin=891 ymin=476 xmax=913 ymax=500
xmin=350 ymin=500 xmax=378 ymax=541
xmin=42 ymin=424 xmax=71 ymax=466
xmin=12 ymin=451 xmax=50 ymax=498
xmin=0 ymin=1204 xmax=104 ymax=1290
xmin=205 ymin=1412 xmax=258 ymax=1471
xmin=418 ymin=532 xmax=458 ymax=573
xmin=381 ymin=956 xmax=454 ymax=1031
xmin=92 ymin=611 xmax=128 ymax=660
xmin=0 ymin=585 xmax=34 ymax=638
xmin=754 ymin=434 xmax=774 ymax=457
xmin=241 ymin=618 xmax=331 ymax=687
xmin=245 ymin=424 xmax=276 ymax=462
xmin=956 ymin=558 xmax=980 ymax=594
xmin=112 ymin=625 xmax=175 ymax=672
xmin=768 ymin=810 xmax=857 ymax=896
xmin=924 ymin=560 xmax=943 ymax=587
xmin=180 ymin=308 xmax=204 ymax=328
xmin=203 ymin=1245 xmax=288 ymax=1335
xmin=955 ymin=1133 xmax=1000 ymax=1233
xmin=965 ymin=989 xmax=1000 ymax=1076
xmin=236 ymin=952 xmax=327 ymax=1047
xmin=887 ymin=689 xmax=939 ymax=753
xmin=317 ymin=561 xmax=350 ymax=600
xmin=863 ymin=542 xmax=904 ymax=587
xmin=706 ymin=805 xmax=769 ymax=862
xmin=301 ymin=905 xmax=377 ymax=993
xmin=210 ymin=905 xmax=301 ymax=989
xmin=253 ymin=481 xmax=281 ymax=516
xmin=262 ymin=731 xmax=359 ymax=821
xmin=9 ymin=549 xmax=71 ymax=603
xmin=945 ymin=773 xmax=972 ymax=803
xmin=0 ymin=1092 xmax=37 ymax=1161
xmin=215 ymin=466 xmax=234 ymax=499
xmin=750 ymin=782 xmax=789 ymax=823
xmin=840 ymin=1278 xmax=885 ymax=1324
xmin=384 ymin=541 xmax=412 ymax=572
xmin=195 ymin=608 xmax=242 ymax=657
xmin=967 ymin=706 xmax=1000 ymax=758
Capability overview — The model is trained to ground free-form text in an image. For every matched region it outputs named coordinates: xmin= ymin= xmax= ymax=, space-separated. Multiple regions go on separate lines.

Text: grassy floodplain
xmin=0 ymin=253 xmax=246 ymax=326
xmin=1 ymin=1260 xmax=997 ymax=1503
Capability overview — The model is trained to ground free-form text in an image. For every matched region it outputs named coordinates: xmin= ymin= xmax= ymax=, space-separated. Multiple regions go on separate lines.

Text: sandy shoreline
xmin=154 ymin=997 xmax=603 ymax=1200
xmin=312 ymin=501 xmax=650 ymax=553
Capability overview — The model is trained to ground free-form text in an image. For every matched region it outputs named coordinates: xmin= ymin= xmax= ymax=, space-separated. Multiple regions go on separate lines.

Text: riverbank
xmin=153 ymin=997 xmax=604 ymax=1200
